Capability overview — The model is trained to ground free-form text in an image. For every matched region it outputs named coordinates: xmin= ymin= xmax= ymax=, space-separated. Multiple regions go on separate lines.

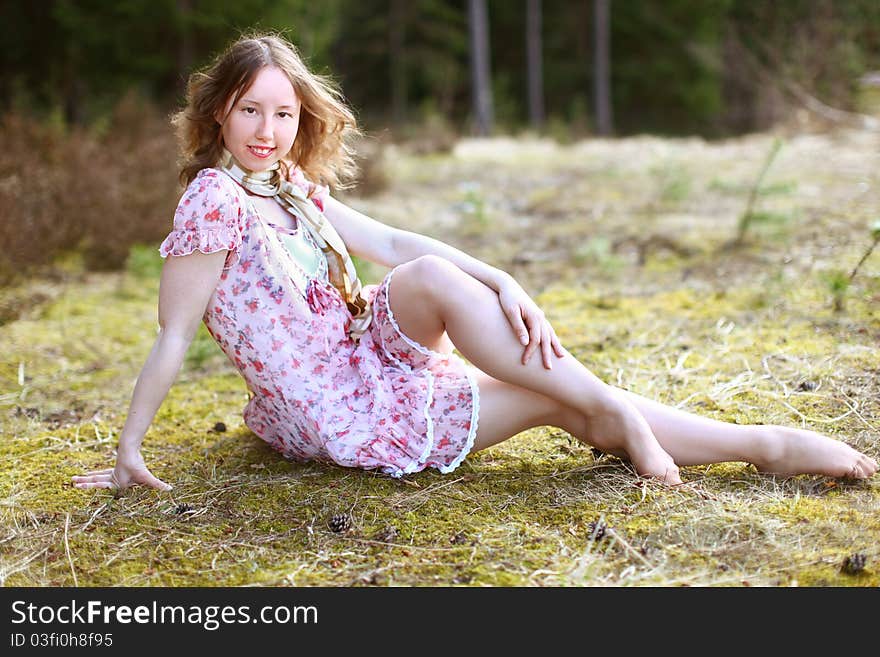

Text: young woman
xmin=73 ymin=34 xmax=876 ymax=492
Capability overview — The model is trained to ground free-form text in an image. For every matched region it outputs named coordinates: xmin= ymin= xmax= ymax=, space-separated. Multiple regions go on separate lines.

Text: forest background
xmin=1 ymin=0 xmax=879 ymax=284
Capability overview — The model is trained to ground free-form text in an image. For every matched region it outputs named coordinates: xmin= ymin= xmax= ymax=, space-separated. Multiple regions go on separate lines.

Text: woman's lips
xmin=248 ymin=145 xmax=275 ymax=158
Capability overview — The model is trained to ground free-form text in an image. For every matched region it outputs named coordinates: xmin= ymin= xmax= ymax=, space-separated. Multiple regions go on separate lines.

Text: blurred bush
xmin=0 ymin=92 xmax=179 ymax=286
xmin=347 ymin=134 xmax=390 ymax=197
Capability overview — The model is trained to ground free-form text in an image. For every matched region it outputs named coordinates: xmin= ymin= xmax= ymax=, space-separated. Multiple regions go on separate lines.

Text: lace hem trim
xmin=377 ymin=267 xmax=478 ymax=478
xmin=401 ymin=370 xmax=435 ymax=476
xmin=374 ymin=292 xmax=436 ymax=479
xmin=437 ymin=366 xmax=480 ymax=475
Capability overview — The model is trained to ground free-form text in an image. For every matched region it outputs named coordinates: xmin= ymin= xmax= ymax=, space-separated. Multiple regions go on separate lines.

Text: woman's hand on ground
xmin=71 ymin=451 xmax=172 ymax=492
xmin=497 ymin=279 xmax=565 ymax=368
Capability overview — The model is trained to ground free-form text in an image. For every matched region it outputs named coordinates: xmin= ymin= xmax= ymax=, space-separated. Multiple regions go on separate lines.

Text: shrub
xmin=0 ymin=93 xmax=179 ymax=285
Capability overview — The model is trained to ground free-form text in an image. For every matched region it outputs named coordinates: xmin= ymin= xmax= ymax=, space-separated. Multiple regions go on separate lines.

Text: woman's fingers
xmin=552 ymin=328 xmax=565 ymax=358
xmin=528 ymin=312 xmax=542 ymax=347
xmin=72 ymin=469 xmax=122 ymax=490
xmin=522 ymin=311 xmax=554 ymax=366
xmin=71 ymin=472 xmax=112 ymax=483
xmin=541 ymin=324 xmax=552 ymax=369
xmin=522 ymin=313 xmax=542 ymax=364
xmin=537 ymin=319 xmax=566 ymax=364
xmin=504 ymin=304 xmax=529 ymax=345
xmin=73 ymin=480 xmax=115 ymax=489
xmin=71 ymin=472 xmax=115 ymax=489
xmin=140 ymin=471 xmax=173 ymax=491
xmin=499 ymin=284 xmax=563 ymax=363
xmin=72 ymin=464 xmax=172 ymax=492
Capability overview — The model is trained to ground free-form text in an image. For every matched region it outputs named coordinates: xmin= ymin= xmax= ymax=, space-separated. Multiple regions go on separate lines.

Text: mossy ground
xmin=2 ymin=129 xmax=878 ymax=586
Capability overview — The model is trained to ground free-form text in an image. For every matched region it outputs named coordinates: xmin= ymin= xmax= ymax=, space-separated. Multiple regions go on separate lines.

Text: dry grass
xmin=1 ymin=127 xmax=879 ymax=587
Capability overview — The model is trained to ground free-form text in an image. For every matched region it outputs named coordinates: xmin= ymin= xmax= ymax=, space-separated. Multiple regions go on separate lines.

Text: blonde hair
xmin=172 ymin=32 xmax=361 ymax=190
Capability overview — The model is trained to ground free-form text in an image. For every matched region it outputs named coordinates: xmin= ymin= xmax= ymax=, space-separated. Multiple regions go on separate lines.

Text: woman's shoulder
xmin=176 ymin=168 xmax=245 ymax=222
xmin=187 ymin=167 xmax=238 ymax=192
xmin=180 ymin=168 xmax=244 ymax=205
xmin=162 ymin=167 xmax=246 ymax=262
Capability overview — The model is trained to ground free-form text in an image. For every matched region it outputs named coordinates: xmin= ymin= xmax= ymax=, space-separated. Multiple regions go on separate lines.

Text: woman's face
xmin=219 ymin=65 xmax=301 ymax=172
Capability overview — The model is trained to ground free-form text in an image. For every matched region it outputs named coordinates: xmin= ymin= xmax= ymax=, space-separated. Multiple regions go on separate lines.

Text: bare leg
xmin=616 ymin=387 xmax=877 ymax=478
xmin=388 ymin=258 xmax=877 ymax=481
xmin=472 ymin=371 xmax=877 ymax=479
xmin=473 ymin=369 xmax=877 ymax=479
xmin=388 ymin=257 xmax=680 ymax=482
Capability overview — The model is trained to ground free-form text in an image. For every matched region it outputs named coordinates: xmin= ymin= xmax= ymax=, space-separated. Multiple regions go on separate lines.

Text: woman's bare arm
xmin=321 ymin=194 xmax=563 ymax=364
xmin=389 ymin=230 xmax=513 ymax=292
xmin=72 ymin=250 xmax=228 ymax=491
xmin=321 ymin=195 xmax=512 ymax=291
xmin=321 ymin=195 xmax=399 ymax=267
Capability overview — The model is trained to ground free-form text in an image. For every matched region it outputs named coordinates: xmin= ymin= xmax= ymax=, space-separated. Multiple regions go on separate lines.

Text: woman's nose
xmin=256 ymin=117 xmax=273 ymax=140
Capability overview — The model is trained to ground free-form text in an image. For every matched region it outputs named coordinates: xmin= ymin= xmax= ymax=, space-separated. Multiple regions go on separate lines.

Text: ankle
xmin=750 ymin=425 xmax=788 ymax=469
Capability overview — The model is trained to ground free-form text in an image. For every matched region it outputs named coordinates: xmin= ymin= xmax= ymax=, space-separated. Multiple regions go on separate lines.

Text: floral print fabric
xmin=158 ymin=168 xmax=479 ymax=478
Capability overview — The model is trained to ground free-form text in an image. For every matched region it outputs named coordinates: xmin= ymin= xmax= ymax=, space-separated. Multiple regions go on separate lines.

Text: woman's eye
xmin=243 ymin=107 xmax=257 ymax=114
xmin=278 ymin=111 xmax=292 ymax=118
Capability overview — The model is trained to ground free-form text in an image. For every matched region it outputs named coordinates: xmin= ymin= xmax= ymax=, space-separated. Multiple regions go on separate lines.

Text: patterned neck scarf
xmin=218 ymin=149 xmax=372 ymax=341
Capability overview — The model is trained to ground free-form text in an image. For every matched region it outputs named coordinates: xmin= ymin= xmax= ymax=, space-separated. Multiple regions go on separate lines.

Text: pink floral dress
xmin=159 ymin=168 xmax=480 ymax=478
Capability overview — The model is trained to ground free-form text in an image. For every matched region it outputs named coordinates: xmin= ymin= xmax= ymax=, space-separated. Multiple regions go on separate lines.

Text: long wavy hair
xmin=172 ymin=33 xmax=361 ymax=191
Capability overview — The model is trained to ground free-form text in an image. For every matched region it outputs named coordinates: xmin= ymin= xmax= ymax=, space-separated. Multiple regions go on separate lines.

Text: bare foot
xmin=753 ymin=426 xmax=878 ymax=479
xmin=585 ymin=397 xmax=682 ymax=485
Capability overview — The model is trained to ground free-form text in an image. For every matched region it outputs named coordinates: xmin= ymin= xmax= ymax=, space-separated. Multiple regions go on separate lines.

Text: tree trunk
xmin=468 ymin=0 xmax=493 ymax=136
xmin=526 ymin=0 xmax=545 ymax=129
xmin=177 ymin=0 xmax=193 ymax=100
xmin=63 ymin=40 xmax=84 ymax=125
xmin=389 ymin=0 xmax=408 ymax=129
xmin=593 ymin=0 xmax=613 ymax=135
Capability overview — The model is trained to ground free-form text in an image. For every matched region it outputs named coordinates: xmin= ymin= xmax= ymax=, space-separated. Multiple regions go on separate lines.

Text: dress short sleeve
xmin=159 ymin=168 xmax=244 ymax=270
xmin=287 ymin=165 xmax=330 ymax=213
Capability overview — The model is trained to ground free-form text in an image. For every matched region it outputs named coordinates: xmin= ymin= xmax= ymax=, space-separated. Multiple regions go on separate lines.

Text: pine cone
xmin=841 ymin=553 xmax=867 ymax=575
xmin=328 ymin=513 xmax=352 ymax=533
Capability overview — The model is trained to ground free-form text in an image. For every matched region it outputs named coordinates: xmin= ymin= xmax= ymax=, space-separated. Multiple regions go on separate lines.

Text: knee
xmin=411 ymin=254 xmax=460 ymax=278
xmin=402 ymin=255 xmax=463 ymax=301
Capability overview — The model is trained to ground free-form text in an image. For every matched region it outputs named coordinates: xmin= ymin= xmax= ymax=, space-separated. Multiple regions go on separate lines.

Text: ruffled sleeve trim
xmin=158 ymin=225 xmax=241 ymax=270
xmin=157 ymin=168 xmax=244 ymax=271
